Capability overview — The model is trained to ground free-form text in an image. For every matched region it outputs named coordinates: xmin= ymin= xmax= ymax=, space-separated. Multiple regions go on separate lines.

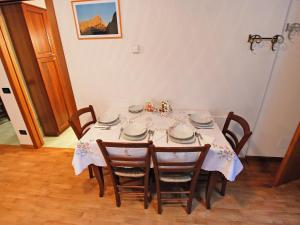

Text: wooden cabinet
xmin=2 ymin=3 xmax=75 ymax=136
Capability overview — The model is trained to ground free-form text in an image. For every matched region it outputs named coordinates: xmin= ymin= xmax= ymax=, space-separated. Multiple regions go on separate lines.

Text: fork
xmin=118 ymin=127 xmax=124 ymax=139
xmin=195 ymin=132 xmax=202 ymax=146
xmin=198 ymin=131 xmax=203 ymax=140
xmin=94 ymin=126 xmax=111 ymax=130
xmin=166 ymin=130 xmax=169 ymax=143
xmin=148 ymin=130 xmax=154 ymax=142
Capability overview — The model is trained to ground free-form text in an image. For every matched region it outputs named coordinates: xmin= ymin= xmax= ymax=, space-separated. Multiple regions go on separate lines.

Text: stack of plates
xmin=168 ymin=124 xmax=195 ymax=144
xmin=123 ymin=123 xmax=148 ymax=141
xmin=98 ymin=112 xmax=120 ymax=126
xmin=189 ymin=113 xmax=214 ymax=128
xmin=128 ymin=105 xmax=144 ymax=113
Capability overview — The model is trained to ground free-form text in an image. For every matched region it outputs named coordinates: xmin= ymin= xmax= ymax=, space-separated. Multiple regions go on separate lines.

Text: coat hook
xmin=248 ymin=34 xmax=284 ymax=51
xmin=286 ymin=23 xmax=300 ymax=40
xmin=271 ymin=35 xmax=284 ymax=51
xmin=248 ymin=34 xmax=262 ymax=51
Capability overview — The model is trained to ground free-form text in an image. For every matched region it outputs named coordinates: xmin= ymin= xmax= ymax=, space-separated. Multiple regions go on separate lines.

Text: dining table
xmin=72 ymin=108 xmax=243 ymax=209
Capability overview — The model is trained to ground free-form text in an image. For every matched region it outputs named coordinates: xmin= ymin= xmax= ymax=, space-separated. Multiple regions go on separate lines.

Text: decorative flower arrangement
xmin=159 ymin=100 xmax=172 ymax=114
xmin=144 ymin=99 xmax=172 ymax=115
xmin=144 ymin=101 xmax=155 ymax=112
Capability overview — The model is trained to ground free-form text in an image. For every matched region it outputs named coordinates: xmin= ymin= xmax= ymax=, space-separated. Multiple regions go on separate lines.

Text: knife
xmin=118 ymin=127 xmax=123 ymax=139
xmin=166 ymin=130 xmax=169 ymax=143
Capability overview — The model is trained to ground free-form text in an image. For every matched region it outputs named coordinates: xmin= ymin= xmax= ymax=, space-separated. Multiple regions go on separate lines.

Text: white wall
xmin=25 ymin=0 xmax=46 ymax=9
xmin=248 ymin=0 xmax=300 ymax=157
xmin=0 ymin=62 xmax=32 ymax=145
xmin=52 ymin=0 xmax=294 ymax=156
xmin=0 ymin=9 xmax=33 ymax=146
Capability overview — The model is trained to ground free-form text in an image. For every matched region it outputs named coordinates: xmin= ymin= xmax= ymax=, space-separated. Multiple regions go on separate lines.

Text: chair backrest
xmin=97 ymin=140 xmax=152 ymax=170
xmin=69 ymin=105 xmax=96 ymax=139
xmin=222 ymin=111 xmax=252 ymax=155
xmin=151 ymin=145 xmax=210 ymax=179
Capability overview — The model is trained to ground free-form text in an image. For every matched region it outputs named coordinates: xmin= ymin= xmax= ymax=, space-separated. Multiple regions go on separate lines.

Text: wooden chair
xmin=97 ymin=140 xmax=152 ymax=208
xmin=222 ymin=111 xmax=252 ymax=156
xmin=219 ymin=111 xmax=252 ymax=195
xmin=69 ymin=105 xmax=97 ymax=179
xmin=151 ymin=144 xmax=210 ymax=214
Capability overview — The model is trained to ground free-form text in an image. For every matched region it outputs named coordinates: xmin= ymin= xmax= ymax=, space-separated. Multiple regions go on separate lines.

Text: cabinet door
xmin=22 ymin=3 xmax=70 ymax=134
xmin=38 ymin=56 xmax=69 ymax=132
xmin=22 ymin=4 xmax=54 ymax=59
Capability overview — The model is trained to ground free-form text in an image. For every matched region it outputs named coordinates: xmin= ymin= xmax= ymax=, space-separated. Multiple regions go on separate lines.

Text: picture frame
xmin=71 ymin=0 xmax=122 ymax=39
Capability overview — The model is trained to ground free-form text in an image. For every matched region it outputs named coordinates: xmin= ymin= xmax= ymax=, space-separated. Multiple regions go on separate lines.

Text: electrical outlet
xmin=19 ymin=130 xmax=27 ymax=135
xmin=2 ymin=88 xmax=11 ymax=94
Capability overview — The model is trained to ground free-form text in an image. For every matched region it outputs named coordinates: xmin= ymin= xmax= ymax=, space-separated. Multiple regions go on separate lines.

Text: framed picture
xmin=71 ymin=0 xmax=122 ymax=39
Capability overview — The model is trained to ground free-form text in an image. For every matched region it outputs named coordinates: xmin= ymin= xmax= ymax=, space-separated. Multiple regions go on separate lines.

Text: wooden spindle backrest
xmin=69 ymin=105 xmax=96 ymax=139
xmin=151 ymin=145 xmax=210 ymax=177
xmin=222 ymin=112 xmax=252 ymax=155
xmin=97 ymin=140 xmax=152 ymax=169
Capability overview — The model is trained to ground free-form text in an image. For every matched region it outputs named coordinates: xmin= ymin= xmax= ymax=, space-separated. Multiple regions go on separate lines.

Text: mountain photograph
xmin=74 ymin=1 xmax=120 ymax=37
xmin=79 ymin=12 xmax=118 ymax=35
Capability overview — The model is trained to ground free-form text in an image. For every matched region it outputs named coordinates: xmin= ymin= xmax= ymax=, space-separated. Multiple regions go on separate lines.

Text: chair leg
xmin=88 ymin=165 xmax=94 ymax=178
xmin=220 ymin=177 xmax=227 ymax=196
xmin=186 ymin=200 xmax=192 ymax=214
xmin=187 ymin=179 xmax=198 ymax=214
xmin=115 ymin=192 xmax=121 ymax=207
xmin=155 ymin=180 xmax=162 ymax=214
xmin=157 ymin=193 xmax=162 ymax=214
xmin=144 ymin=174 xmax=150 ymax=209
xmin=205 ymin=171 xmax=219 ymax=209
xmin=144 ymin=191 xmax=148 ymax=209
xmin=91 ymin=165 xmax=105 ymax=197
xmin=152 ymin=166 xmax=162 ymax=214
xmin=114 ymin=176 xmax=121 ymax=207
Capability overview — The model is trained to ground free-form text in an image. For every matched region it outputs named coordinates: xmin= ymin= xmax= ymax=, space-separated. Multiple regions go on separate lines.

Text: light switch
xmin=132 ymin=45 xmax=140 ymax=54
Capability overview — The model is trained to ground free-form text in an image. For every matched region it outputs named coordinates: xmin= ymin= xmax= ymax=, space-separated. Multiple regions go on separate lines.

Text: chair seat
xmin=160 ymin=173 xmax=192 ymax=183
xmin=114 ymin=167 xmax=145 ymax=178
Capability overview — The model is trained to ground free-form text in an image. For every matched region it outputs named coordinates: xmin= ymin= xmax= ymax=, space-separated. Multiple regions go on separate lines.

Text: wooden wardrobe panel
xmin=38 ymin=57 xmax=69 ymax=133
xmin=21 ymin=4 xmax=53 ymax=58
xmin=274 ymin=123 xmax=300 ymax=186
xmin=22 ymin=3 xmax=70 ymax=135
xmin=1 ymin=4 xmax=58 ymax=135
xmin=45 ymin=0 xmax=77 ymax=118
xmin=2 ymin=3 xmax=75 ymax=136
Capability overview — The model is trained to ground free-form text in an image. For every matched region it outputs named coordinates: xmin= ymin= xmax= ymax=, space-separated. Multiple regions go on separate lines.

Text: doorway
xmin=0 ymin=96 xmax=20 ymax=145
xmin=0 ymin=0 xmax=78 ymax=149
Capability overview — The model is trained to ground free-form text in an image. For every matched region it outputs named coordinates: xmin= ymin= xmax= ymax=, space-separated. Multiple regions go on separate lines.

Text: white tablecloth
xmin=72 ymin=110 xmax=243 ymax=182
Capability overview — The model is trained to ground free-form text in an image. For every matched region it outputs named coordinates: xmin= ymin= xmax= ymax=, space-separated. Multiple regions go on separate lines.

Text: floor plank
xmin=0 ymin=146 xmax=299 ymax=225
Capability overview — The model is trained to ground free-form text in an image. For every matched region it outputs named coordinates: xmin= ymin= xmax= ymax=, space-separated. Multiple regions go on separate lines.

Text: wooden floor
xmin=0 ymin=146 xmax=299 ymax=225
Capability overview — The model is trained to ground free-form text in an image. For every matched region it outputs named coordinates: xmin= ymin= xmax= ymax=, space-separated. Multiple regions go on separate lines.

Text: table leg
xmin=91 ymin=165 xmax=104 ymax=197
xmin=206 ymin=171 xmax=219 ymax=209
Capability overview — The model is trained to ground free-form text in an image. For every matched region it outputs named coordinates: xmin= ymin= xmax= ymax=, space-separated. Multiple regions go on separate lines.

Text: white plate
xmin=170 ymin=135 xmax=196 ymax=144
xmin=189 ymin=113 xmax=213 ymax=124
xmin=98 ymin=112 xmax=119 ymax=124
xmin=123 ymin=123 xmax=147 ymax=137
xmin=190 ymin=120 xmax=214 ymax=128
xmin=168 ymin=123 xmax=194 ymax=140
xmin=123 ymin=132 xmax=148 ymax=141
xmin=128 ymin=105 xmax=144 ymax=113
xmin=98 ymin=118 xmax=120 ymax=126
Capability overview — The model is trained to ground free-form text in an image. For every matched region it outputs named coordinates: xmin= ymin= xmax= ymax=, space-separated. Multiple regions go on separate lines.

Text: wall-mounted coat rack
xmin=248 ymin=34 xmax=284 ymax=51
xmin=286 ymin=23 xmax=300 ymax=40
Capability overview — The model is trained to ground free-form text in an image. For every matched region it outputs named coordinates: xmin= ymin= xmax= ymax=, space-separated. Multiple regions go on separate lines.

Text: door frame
xmin=0 ymin=0 xmax=76 ymax=149
xmin=0 ymin=23 xmax=43 ymax=148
